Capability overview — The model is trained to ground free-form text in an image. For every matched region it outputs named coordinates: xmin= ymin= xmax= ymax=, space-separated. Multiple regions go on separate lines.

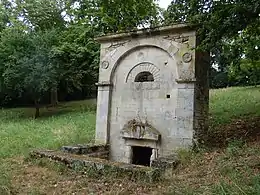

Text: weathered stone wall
xmin=94 ymin=25 xmax=209 ymax=164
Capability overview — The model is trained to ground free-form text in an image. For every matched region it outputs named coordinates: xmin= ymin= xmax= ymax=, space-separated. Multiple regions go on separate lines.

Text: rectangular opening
xmin=132 ymin=146 xmax=152 ymax=166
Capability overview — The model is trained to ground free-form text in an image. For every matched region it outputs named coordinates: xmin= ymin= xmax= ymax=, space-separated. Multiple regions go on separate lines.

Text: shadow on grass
xmin=1 ymin=99 xmax=97 ymax=121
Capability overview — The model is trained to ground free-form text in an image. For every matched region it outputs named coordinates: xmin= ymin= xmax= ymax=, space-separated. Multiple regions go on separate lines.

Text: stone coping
xmin=61 ymin=144 xmax=109 ymax=159
xmin=30 ymin=150 xmax=162 ymax=182
xmin=61 ymin=144 xmax=108 ymax=154
xmin=95 ymin=24 xmax=196 ymax=43
xmin=95 ymin=81 xmax=113 ymax=87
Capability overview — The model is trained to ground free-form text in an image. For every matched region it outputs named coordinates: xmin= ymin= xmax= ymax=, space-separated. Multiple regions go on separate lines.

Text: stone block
xmin=151 ymin=155 xmax=179 ymax=170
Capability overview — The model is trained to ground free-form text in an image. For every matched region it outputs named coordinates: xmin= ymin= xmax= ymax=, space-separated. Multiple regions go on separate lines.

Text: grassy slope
xmin=210 ymin=86 xmax=260 ymax=126
xmin=0 ymin=86 xmax=260 ymax=194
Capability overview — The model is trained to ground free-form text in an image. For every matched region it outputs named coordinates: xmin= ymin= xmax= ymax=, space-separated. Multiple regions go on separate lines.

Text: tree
xmin=0 ymin=28 xmax=59 ymax=118
xmin=0 ymin=0 xmax=162 ymax=113
xmin=0 ymin=3 xmax=8 ymax=32
xmin=13 ymin=0 xmax=67 ymax=30
xmin=164 ymin=0 xmax=260 ymax=86
xmin=51 ymin=24 xmax=100 ymax=98
xmin=71 ymin=0 xmax=161 ymax=34
xmin=14 ymin=0 xmax=69 ymax=106
xmin=164 ymin=0 xmax=260 ymax=51
xmin=228 ymin=59 xmax=260 ymax=87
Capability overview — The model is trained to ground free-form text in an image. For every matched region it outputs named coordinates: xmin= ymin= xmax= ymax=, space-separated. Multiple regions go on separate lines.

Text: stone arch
xmin=108 ymin=44 xmax=176 ymax=83
xmin=135 ymin=72 xmax=154 ymax=82
xmin=126 ymin=62 xmax=160 ymax=83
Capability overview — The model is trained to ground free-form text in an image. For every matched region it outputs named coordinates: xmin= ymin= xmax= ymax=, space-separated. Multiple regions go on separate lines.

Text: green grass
xmin=1 ymin=86 xmax=259 ymax=158
xmin=211 ymin=141 xmax=260 ymax=195
xmin=209 ymin=86 xmax=260 ymax=126
xmin=0 ymin=99 xmax=96 ymax=158
xmin=0 ymin=86 xmax=260 ymax=194
xmin=0 ymin=99 xmax=97 ymax=193
xmin=168 ymin=141 xmax=260 ymax=194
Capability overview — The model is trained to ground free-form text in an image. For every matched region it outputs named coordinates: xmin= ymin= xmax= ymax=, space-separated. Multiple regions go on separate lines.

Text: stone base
xmin=30 ymin=149 xmax=162 ymax=183
xmin=30 ymin=144 xmax=180 ymax=182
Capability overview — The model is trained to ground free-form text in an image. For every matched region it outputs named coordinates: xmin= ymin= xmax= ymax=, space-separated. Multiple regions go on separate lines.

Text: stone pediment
xmin=121 ymin=119 xmax=161 ymax=141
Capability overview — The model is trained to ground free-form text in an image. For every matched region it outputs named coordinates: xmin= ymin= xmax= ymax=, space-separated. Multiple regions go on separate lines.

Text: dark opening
xmin=166 ymin=94 xmax=171 ymax=99
xmin=134 ymin=71 xmax=154 ymax=82
xmin=132 ymin=146 xmax=153 ymax=166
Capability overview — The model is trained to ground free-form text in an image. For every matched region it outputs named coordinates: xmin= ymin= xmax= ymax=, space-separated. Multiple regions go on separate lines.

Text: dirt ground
xmin=4 ymin=117 xmax=260 ymax=195
xmin=9 ymin=157 xmax=166 ymax=195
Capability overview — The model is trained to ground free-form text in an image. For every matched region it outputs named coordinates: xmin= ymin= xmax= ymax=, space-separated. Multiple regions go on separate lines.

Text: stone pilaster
xmin=95 ymin=82 xmax=112 ymax=145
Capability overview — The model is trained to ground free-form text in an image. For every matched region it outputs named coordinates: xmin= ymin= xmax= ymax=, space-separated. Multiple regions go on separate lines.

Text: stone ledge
xmin=61 ymin=144 xmax=109 ymax=159
xmin=61 ymin=144 xmax=109 ymax=157
xmin=30 ymin=150 xmax=162 ymax=183
xmin=95 ymin=24 xmax=196 ymax=43
xmin=95 ymin=82 xmax=113 ymax=87
xmin=176 ymin=78 xmax=197 ymax=84
xmin=121 ymin=131 xmax=160 ymax=141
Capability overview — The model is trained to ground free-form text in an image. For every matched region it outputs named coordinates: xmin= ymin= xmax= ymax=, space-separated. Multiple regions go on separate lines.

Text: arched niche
xmin=106 ymin=44 xmax=176 ymax=83
xmin=126 ymin=62 xmax=160 ymax=83
xmin=134 ymin=72 xmax=154 ymax=82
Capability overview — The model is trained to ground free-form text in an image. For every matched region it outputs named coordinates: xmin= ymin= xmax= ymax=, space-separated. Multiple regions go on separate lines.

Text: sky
xmin=158 ymin=0 xmax=172 ymax=9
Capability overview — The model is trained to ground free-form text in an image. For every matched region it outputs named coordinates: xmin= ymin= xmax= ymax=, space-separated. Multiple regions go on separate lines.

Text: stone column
xmin=95 ymin=82 xmax=112 ymax=145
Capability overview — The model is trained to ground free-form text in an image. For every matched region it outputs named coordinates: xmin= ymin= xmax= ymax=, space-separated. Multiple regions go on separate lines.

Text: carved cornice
xmin=163 ymin=35 xmax=189 ymax=43
xmin=95 ymin=24 xmax=196 ymax=43
xmin=108 ymin=40 xmax=131 ymax=49
xmin=121 ymin=119 xmax=161 ymax=141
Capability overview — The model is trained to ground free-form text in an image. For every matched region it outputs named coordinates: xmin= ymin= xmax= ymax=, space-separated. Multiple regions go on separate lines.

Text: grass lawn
xmin=0 ymin=86 xmax=260 ymax=194
xmin=0 ymin=99 xmax=96 ymax=158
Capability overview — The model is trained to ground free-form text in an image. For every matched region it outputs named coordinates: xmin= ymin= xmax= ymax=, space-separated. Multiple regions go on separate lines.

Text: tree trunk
xmin=35 ymin=100 xmax=40 ymax=119
xmin=50 ymin=87 xmax=58 ymax=107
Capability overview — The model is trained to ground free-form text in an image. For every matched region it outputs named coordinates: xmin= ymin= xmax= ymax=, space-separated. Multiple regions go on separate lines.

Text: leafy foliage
xmin=0 ymin=0 xmax=259 ymax=112
xmin=229 ymin=59 xmax=260 ymax=87
xmin=0 ymin=27 xmax=60 ymax=116
xmin=72 ymin=0 xmax=161 ymax=34
xmin=164 ymin=0 xmax=260 ymax=88
xmin=51 ymin=24 xmax=100 ymax=92
xmin=0 ymin=0 xmax=161 ymax=115
xmin=164 ymin=0 xmax=260 ymax=50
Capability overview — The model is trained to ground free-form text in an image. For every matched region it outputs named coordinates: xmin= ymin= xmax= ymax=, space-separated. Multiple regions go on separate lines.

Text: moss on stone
xmin=30 ymin=149 xmax=162 ymax=183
